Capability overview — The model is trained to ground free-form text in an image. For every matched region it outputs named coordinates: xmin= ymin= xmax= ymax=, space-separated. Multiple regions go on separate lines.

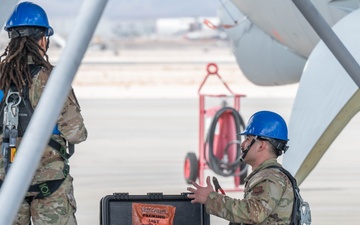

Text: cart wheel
xmin=239 ymin=162 xmax=248 ymax=185
xmin=184 ymin=152 xmax=199 ymax=184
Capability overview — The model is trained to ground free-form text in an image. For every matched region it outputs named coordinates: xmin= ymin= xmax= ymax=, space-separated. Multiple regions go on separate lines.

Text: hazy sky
xmin=25 ymin=0 xmax=219 ymax=20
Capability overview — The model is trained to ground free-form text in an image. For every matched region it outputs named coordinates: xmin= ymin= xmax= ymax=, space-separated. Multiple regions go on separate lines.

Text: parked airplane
xmin=218 ymin=0 xmax=360 ymax=184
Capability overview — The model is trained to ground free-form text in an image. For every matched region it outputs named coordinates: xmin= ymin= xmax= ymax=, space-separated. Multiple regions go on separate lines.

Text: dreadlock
xmin=0 ymin=27 xmax=52 ymax=97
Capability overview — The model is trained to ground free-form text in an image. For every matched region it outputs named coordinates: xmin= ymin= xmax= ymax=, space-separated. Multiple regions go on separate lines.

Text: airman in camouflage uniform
xmin=188 ymin=111 xmax=293 ymax=225
xmin=0 ymin=2 xmax=87 ymax=225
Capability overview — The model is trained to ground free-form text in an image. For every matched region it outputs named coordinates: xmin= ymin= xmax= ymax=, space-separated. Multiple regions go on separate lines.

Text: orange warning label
xmin=132 ymin=203 xmax=176 ymax=225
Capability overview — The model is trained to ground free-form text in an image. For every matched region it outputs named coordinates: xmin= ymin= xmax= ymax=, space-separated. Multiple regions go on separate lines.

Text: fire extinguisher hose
xmin=205 ymin=106 xmax=248 ymax=177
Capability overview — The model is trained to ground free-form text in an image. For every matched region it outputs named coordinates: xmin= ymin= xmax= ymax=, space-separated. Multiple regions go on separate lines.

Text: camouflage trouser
xmin=15 ymin=175 xmax=77 ymax=225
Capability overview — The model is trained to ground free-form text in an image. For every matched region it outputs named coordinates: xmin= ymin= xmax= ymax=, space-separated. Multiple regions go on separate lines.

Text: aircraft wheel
xmin=184 ymin=152 xmax=198 ymax=184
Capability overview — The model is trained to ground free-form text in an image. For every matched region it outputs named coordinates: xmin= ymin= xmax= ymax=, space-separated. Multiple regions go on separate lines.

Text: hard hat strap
xmin=46 ymin=36 xmax=50 ymax=51
xmin=8 ymin=27 xmax=45 ymax=39
xmin=240 ymin=136 xmax=257 ymax=162
xmin=259 ymin=137 xmax=289 ymax=153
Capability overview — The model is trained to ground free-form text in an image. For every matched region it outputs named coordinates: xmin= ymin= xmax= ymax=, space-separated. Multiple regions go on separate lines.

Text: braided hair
xmin=0 ymin=27 xmax=52 ymax=97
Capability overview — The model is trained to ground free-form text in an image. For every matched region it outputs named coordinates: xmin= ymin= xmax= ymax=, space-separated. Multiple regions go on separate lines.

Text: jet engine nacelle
xmin=219 ymin=1 xmax=306 ymax=86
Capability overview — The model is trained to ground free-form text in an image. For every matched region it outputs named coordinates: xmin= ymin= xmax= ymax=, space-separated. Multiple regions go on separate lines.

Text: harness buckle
xmin=59 ymin=146 xmax=67 ymax=157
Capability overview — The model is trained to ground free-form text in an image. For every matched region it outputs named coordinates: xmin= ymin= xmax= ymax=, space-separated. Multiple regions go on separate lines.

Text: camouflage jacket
xmin=0 ymin=66 xmax=87 ymax=184
xmin=205 ymin=158 xmax=293 ymax=225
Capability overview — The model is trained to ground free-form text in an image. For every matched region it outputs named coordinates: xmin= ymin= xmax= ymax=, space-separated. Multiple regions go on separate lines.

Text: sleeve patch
xmin=252 ymin=186 xmax=264 ymax=195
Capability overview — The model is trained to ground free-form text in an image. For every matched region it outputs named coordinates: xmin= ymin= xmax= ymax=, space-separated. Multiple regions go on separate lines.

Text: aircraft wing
xmin=283 ymin=8 xmax=360 ymax=184
xmin=219 ymin=0 xmax=360 ymax=184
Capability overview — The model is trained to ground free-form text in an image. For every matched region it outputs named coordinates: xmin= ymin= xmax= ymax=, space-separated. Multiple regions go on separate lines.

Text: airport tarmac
xmin=71 ymin=97 xmax=360 ymax=225
xmin=57 ymin=46 xmax=359 ymax=224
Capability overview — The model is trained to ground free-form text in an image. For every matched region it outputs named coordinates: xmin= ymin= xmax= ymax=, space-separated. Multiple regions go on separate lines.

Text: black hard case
xmin=100 ymin=192 xmax=210 ymax=225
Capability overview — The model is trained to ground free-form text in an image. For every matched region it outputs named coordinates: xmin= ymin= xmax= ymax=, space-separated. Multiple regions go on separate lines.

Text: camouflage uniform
xmin=0 ymin=66 xmax=87 ymax=225
xmin=205 ymin=158 xmax=294 ymax=225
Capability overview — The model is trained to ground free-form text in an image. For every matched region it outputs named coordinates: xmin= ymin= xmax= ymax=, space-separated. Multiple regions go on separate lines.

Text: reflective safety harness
xmin=0 ymin=65 xmax=74 ymax=201
xmin=1 ymin=89 xmax=20 ymax=174
xmin=265 ymin=166 xmax=312 ymax=225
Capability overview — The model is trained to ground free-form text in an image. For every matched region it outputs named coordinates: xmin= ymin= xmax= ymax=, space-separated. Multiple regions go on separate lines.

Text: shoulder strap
xmin=0 ymin=101 xmax=5 ymax=132
xmin=29 ymin=64 xmax=42 ymax=78
xmin=21 ymin=65 xmax=42 ymax=99
xmin=265 ymin=165 xmax=298 ymax=188
xmin=266 ymin=165 xmax=299 ymax=225
xmin=17 ymin=65 xmax=41 ymax=113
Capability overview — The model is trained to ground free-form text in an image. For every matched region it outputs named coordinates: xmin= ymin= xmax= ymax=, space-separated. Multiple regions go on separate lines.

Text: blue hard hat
xmin=239 ymin=111 xmax=288 ymax=141
xmin=4 ymin=2 xmax=54 ymax=36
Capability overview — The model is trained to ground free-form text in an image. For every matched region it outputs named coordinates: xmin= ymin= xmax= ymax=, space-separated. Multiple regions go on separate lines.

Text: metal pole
xmin=291 ymin=0 xmax=360 ymax=88
xmin=0 ymin=0 xmax=108 ymax=224
xmin=0 ymin=0 xmax=18 ymax=33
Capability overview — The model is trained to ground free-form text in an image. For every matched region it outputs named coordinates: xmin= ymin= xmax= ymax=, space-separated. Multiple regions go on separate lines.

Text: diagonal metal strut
xmin=291 ymin=0 xmax=360 ymax=88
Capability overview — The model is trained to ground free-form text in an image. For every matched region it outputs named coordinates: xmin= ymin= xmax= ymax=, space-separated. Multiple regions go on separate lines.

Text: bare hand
xmin=187 ymin=176 xmax=214 ymax=204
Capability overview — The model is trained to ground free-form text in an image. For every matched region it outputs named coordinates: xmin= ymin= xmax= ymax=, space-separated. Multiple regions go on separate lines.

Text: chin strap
xmin=240 ymin=136 xmax=258 ymax=162
xmin=46 ymin=36 xmax=50 ymax=52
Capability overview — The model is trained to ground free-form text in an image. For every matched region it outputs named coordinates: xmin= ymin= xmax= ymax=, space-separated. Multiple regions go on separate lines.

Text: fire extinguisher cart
xmin=184 ymin=63 xmax=248 ymax=192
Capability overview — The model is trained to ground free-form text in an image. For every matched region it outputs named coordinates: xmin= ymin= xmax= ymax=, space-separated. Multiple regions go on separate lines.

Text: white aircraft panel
xmin=283 ymin=9 xmax=360 ymax=184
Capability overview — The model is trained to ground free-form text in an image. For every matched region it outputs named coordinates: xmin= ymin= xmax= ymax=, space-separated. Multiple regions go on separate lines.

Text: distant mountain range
xmin=35 ymin=0 xmax=220 ymax=19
